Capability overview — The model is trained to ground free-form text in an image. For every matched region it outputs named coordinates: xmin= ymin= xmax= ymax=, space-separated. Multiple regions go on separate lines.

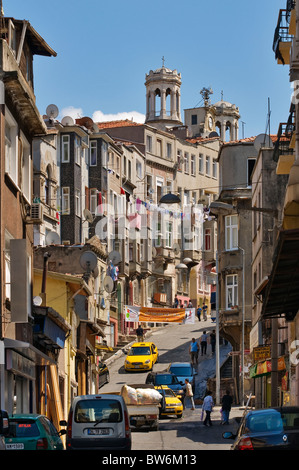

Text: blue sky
xmin=5 ymin=0 xmax=292 ymax=138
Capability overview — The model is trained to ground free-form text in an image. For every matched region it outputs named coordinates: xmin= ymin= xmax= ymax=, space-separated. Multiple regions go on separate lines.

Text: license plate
xmin=6 ymin=443 xmax=24 ymax=450
xmin=88 ymin=428 xmax=110 ymax=435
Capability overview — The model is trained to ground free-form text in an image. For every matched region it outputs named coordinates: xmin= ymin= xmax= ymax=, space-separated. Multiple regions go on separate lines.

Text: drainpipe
xmin=0 ymin=79 xmax=4 ymax=409
xmin=41 ymin=252 xmax=51 ymax=305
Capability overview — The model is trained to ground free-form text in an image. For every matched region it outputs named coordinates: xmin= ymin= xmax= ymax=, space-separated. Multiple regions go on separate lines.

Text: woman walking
xmin=202 ymin=391 xmax=214 ymax=426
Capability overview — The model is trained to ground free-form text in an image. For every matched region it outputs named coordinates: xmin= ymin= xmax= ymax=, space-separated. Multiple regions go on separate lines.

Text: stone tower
xmin=145 ymin=62 xmax=183 ymax=131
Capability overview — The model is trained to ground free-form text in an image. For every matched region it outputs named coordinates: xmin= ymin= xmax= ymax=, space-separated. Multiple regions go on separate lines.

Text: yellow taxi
xmin=155 ymin=386 xmax=183 ymax=419
xmin=124 ymin=342 xmax=159 ymax=372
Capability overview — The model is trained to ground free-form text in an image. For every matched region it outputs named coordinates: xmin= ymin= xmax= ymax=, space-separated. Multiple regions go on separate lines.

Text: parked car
xmin=145 ymin=372 xmax=184 ymax=400
xmin=155 ymin=386 xmax=183 ymax=419
xmin=124 ymin=342 xmax=159 ymax=372
xmin=98 ymin=360 xmax=110 ymax=388
xmin=5 ymin=414 xmax=66 ymax=450
xmin=167 ymin=362 xmax=197 ymax=388
xmin=0 ymin=410 xmax=9 ymax=450
xmin=273 ymin=406 xmax=299 ymax=448
xmin=64 ymin=394 xmax=131 ymax=450
xmin=222 ymin=408 xmax=292 ymax=450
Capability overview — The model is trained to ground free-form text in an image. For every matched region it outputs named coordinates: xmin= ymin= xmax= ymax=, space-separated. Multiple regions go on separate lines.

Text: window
xmin=5 ymin=109 xmax=18 ymax=183
xmin=206 ymin=156 xmax=210 ymax=175
xmin=184 ymin=153 xmax=189 ymax=173
xmin=136 ymin=161 xmax=142 ymax=179
xmin=212 ymin=159 xmax=217 ymax=178
xmin=204 ymin=228 xmax=211 ymax=251
xmin=62 ymin=187 xmax=70 ymax=215
xmin=191 ymin=154 xmax=195 ymax=176
xmin=146 ymin=135 xmax=152 ymax=152
xmin=20 ymin=132 xmax=31 ymax=202
xmin=166 ymin=143 xmax=172 ymax=159
xmin=90 ymin=141 xmax=97 ymax=166
xmin=177 ymin=149 xmax=182 ymax=171
xmin=226 ymin=274 xmax=238 ymax=309
xmin=225 ymin=215 xmax=238 ymax=251
xmin=62 ymin=135 xmax=70 ymax=163
xmin=75 ymin=135 xmax=81 ymax=165
xmin=75 ymin=189 xmax=81 ymax=216
xmin=165 ymin=222 xmax=173 ymax=248
xmin=247 ymin=158 xmax=256 ymax=186
xmin=191 ymin=114 xmax=197 ymax=125
xmin=198 ymin=154 xmax=203 ymax=174
xmin=157 ymin=139 xmax=162 ymax=157
xmin=90 ymin=189 xmax=97 ymax=214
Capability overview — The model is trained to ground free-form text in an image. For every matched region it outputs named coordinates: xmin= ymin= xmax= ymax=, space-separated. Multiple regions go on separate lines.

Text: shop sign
xmin=253 ymin=345 xmax=271 ymax=363
xmin=6 ymin=350 xmax=35 ymax=380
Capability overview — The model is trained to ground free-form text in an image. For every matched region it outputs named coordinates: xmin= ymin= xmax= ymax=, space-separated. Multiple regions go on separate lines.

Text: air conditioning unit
xmin=27 ymin=203 xmax=43 ymax=224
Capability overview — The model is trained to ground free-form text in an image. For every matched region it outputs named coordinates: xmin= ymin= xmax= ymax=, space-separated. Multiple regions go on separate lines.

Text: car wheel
xmin=177 ymin=413 xmax=183 ymax=419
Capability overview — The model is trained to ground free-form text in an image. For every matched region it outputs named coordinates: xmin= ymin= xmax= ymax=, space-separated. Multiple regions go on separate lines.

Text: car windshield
xmin=155 ymin=375 xmax=178 ymax=385
xmin=247 ymin=412 xmax=283 ymax=433
xmin=75 ymin=399 xmax=122 ymax=424
xmin=9 ymin=419 xmax=40 ymax=438
xmin=128 ymin=347 xmax=151 ymax=356
xmin=170 ymin=366 xmax=192 ymax=375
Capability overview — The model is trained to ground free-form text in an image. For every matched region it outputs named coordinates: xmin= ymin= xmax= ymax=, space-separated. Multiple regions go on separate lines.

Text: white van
xmin=63 ymin=394 xmax=131 ymax=450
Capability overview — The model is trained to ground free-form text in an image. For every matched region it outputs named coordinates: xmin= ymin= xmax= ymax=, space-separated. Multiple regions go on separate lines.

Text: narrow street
xmin=101 ymin=318 xmax=244 ymax=451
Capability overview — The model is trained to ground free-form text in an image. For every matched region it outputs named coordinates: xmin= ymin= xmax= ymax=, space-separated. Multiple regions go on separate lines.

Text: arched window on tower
xmin=166 ymin=88 xmax=171 ymax=116
xmin=155 ymin=88 xmax=161 ymax=117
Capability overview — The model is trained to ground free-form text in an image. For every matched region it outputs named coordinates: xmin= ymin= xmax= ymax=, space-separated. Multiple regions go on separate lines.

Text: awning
xmin=4 ymin=338 xmax=56 ymax=366
xmin=250 ymin=356 xmax=286 ymax=378
xmin=261 ymin=228 xmax=299 ymax=320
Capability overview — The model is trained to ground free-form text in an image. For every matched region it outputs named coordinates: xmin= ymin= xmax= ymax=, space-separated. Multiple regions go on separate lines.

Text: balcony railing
xmin=273 ymin=115 xmax=295 ymax=174
xmin=273 ymin=9 xmax=294 ymax=64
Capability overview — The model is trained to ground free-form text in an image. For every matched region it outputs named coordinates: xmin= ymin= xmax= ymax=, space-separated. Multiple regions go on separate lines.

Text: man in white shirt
xmin=184 ymin=379 xmax=195 ymax=410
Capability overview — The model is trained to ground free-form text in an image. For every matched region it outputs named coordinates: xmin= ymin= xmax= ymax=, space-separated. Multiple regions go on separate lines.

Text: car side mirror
xmin=222 ymin=432 xmax=235 ymax=440
xmin=59 ymin=429 xmax=67 ymax=436
xmin=59 ymin=420 xmax=67 ymax=427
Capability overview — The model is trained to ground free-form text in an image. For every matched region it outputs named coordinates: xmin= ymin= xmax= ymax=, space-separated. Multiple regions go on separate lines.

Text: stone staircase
xmin=102 ymin=334 xmax=136 ymax=362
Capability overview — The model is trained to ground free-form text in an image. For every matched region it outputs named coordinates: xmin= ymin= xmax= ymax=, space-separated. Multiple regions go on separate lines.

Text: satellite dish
xmin=45 ymin=231 xmax=60 ymax=245
xmin=103 ymin=275 xmax=114 ymax=293
xmin=33 ymin=296 xmax=43 ymax=306
xmin=80 ymin=250 xmax=97 ymax=271
xmin=254 ymin=134 xmax=273 ymax=151
xmin=46 ymin=104 xmax=59 ymax=119
xmin=108 ymin=250 xmax=122 ymax=265
xmin=209 ymin=131 xmax=219 ymax=138
xmin=173 ymin=243 xmax=180 ymax=255
xmin=83 ymin=208 xmax=94 ymax=223
xmin=61 ymin=116 xmax=74 ymax=126
xmin=148 ymin=187 xmax=154 ymax=195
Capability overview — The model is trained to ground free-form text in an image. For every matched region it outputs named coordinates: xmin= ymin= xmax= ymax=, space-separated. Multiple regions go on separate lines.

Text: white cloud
xmin=92 ymin=110 xmax=145 ymax=124
xmin=60 ymin=106 xmax=84 ymax=121
xmin=59 ymin=107 xmax=146 ymax=124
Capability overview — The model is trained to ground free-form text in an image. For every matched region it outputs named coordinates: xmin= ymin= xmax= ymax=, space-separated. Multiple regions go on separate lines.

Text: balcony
xmin=273 ymin=9 xmax=294 ymax=65
xmin=273 ymin=120 xmax=295 ymax=175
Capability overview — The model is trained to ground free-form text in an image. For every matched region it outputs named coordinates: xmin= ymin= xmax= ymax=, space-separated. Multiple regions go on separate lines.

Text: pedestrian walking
xmin=187 ymin=300 xmax=193 ymax=308
xmin=184 ymin=379 xmax=195 ymax=410
xmin=202 ymin=303 xmax=208 ymax=321
xmin=221 ymin=389 xmax=233 ymax=424
xmin=200 ymin=331 xmax=208 ymax=356
xmin=196 ymin=306 xmax=202 ymax=321
xmin=136 ymin=325 xmax=144 ymax=342
xmin=202 ymin=391 xmax=214 ymax=426
xmin=189 ymin=338 xmax=199 ymax=366
xmin=210 ymin=330 xmax=216 ymax=355
xmin=173 ymin=294 xmax=179 ymax=308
